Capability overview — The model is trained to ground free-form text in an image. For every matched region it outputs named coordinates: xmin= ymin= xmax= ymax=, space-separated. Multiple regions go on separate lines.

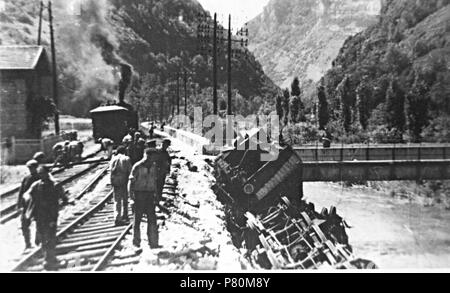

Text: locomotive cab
xmin=90 ymin=105 xmax=130 ymax=145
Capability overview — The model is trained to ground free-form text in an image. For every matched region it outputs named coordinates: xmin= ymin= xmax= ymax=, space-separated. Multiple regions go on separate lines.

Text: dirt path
xmin=304 ymin=183 xmax=450 ymax=269
xmin=106 ymin=137 xmax=244 ymax=272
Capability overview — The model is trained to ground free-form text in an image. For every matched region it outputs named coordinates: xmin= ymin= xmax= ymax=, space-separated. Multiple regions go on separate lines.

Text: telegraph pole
xmin=160 ymin=94 xmax=165 ymax=122
xmin=213 ymin=13 xmax=218 ymax=115
xmin=177 ymin=74 xmax=181 ymax=116
xmin=184 ymin=71 xmax=188 ymax=117
xmin=197 ymin=13 xmax=248 ymax=115
xmin=37 ymin=1 xmax=43 ymax=45
xmin=48 ymin=1 xmax=60 ymax=135
xmin=227 ymin=14 xmax=232 ymax=115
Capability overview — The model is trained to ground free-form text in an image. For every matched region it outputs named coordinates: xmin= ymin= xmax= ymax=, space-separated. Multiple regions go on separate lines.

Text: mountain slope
xmin=0 ymin=0 xmax=279 ymax=118
xmin=248 ymin=0 xmax=380 ymax=88
xmin=321 ymin=0 xmax=450 ymax=142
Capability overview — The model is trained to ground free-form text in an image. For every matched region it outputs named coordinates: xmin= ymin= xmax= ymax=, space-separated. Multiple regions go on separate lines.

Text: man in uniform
xmin=25 ymin=166 xmax=69 ymax=270
xmin=101 ymin=138 xmax=114 ymax=159
xmin=110 ymin=146 xmax=132 ymax=225
xmin=69 ymin=140 xmax=84 ymax=162
xmin=128 ymin=148 xmax=162 ymax=251
xmin=149 ymin=122 xmax=155 ymax=139
xmin=53 ymin=142 xmax=71 ymax=168
xmin=157 ymin=139 xmax=172 ymax=201
xmin=321 ymin=128 xmax=332 ymax=149
xmin=17 ymin=160 xmax=40 ymax=250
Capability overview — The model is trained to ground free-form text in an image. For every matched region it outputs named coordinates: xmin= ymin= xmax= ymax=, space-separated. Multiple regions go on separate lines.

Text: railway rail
xmin=12 ymin=137 xmax=177 ymax=272
xmin=0 ymin=154 xmax=106 ymax=224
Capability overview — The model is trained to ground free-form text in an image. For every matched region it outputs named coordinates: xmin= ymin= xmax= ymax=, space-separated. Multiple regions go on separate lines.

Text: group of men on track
xmin=17 ymin=152 xmax=72 ymax=270
xmin=109 ymin=132 xmax=172 ymax=251
xmin=15 ymin=128 xmax=172 ymax=270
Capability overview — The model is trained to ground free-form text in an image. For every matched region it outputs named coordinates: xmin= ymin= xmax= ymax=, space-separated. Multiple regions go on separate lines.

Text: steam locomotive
xmin=90 ymin=102 xmax=139 ymax=145
xmin=90 ymin=64 xmax=139 ymax=144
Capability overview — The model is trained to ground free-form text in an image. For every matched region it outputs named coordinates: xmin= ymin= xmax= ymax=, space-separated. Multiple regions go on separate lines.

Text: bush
xmin=368 ymin=126 xmax=404 ymax=143
xmin=283 ymin=123 xmax=321 ymax=145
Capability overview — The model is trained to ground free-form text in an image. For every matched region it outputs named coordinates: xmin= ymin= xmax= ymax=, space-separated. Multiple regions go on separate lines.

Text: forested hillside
xmin=0 ymin=0 xmax=279 ymax=119
xmin=319 ymin=0 xmax=450 ymax=143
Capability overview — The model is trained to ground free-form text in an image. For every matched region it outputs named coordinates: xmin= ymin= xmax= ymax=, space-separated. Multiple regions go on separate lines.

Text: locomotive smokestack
xmin=119 ymin=63 xmax=132 ymax=103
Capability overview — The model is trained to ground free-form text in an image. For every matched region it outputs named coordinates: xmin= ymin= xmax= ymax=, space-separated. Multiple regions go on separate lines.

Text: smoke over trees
xmin=52 ymin=0 xmax=123 ymax=116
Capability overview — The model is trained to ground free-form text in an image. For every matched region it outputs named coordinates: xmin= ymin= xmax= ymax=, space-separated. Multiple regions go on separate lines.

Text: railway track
xmin=12 ymin=137 xmax=177 ymax=272
xmin=0 ymin=154 xmax=105 ymax=224
xmin=12 ymin=187 xmax=122 ymax=271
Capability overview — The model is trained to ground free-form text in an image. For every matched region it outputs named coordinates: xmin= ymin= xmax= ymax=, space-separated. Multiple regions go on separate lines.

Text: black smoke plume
xmin=119 ymin=63 xmax=133 ymax=103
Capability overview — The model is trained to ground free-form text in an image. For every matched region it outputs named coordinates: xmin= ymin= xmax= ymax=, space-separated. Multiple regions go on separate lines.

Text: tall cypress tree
xmin=289 ymin=96 xmax=300 ymax=124
xmin=276 ymin=95 xmax=284 ymax=123
xmin=291 ymin=77 xmax=301 ymax=97
xmin=337 ymin=75 xmax=352 ymax=132
xmin=356 ymin=78 xmax=371 ymax=130
xmin=385 ymin=76 xmax=406 ymax=133
xmin=283 ymin=88 xmax=290 ymax=125
xmin=317 ymin=82 xmax=329 ymax=130
xmin=406 ymin=74 xmax=429 ymax=142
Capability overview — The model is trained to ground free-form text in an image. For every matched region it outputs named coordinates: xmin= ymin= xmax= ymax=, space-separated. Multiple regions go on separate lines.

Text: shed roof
xmin=90 ymin=105 xmax=129 ymax=114
xmin=0 ymin=45 xmax=48 ymax=70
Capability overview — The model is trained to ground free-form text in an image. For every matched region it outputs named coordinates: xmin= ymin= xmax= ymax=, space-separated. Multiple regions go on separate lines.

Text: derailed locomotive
xmin=213 ymin=131 xmax=377 ymax=270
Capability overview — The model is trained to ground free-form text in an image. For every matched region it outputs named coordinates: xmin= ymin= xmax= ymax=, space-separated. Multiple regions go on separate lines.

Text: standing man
xmin=17 ymin=160 xmax=40 ymax=250
xmin=157 ymin=139 xmax=172 ymax=201
xmin=149 ymin=122 xmax=155 ymax=139
xmin=25 ymin=166 xmax=69 ymax=270
xmin=110 ymin=146 xmax=132 ymax=225
xmin=101 ymin=138 xmax=114 ymax=159
xmin=128 ymin=148 xmax=162 ymax=251
xmin=322 ymin=128 xmax=332 ymax=149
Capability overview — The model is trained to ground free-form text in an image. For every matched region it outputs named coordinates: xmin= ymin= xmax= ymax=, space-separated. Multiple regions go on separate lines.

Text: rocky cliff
xmin=248 ymin=0 xmax=380 ymax=88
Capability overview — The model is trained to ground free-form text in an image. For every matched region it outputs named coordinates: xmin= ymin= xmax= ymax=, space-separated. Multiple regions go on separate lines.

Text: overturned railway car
xmin=90 ymin=105 xmax=139 ymax=144
xmin=213 ymin=134 xmax=376 ymax=270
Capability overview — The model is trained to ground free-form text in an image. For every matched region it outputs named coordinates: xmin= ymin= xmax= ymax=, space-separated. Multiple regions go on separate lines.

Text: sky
xmin=196 ymin=0 xmax=271 ymax=29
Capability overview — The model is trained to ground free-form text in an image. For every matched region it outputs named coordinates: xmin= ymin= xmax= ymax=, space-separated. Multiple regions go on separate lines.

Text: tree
xmin=289 ymin=96 xmax=301 ymax=123
xmin=406 ymin=74 xmax=429 ymax=142
xmin=384 ymin=44 xmax=410 ymax=74
xmin=283 ymin=88 xmax=290 ymax=125
xmin=291 ymin=77 xmax=301 ymax=97
xmin=317 ymin=82 xmax=329 ymax=130
xmin=385 ymin=76 xmax=405 ymax=133
xmin=336 ymin=75 xmax=352 ymax=132
xmin=355 ymin=78 xmax=372 ymax=130
xmin=276 ymin=95 xmax=284 ymax=123
xmin=27 ymin=95 xmax=56 ymax=138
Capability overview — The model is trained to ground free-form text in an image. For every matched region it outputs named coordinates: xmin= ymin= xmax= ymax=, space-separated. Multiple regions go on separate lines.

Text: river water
xmin=304 ymin=183 xmax=450 ymax=269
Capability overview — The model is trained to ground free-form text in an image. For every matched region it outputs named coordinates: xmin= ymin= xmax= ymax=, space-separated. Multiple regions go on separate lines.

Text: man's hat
xmin=33 ymin=152 xmax=45 ymax=161
xmin=162 ymin=139 xmax=171 ymax=145
xmin=26 ymin=160 xmax=39 ymax=168
xmin=145 ymin=148 xmax=158 ymax=156
xmin=146 ymin=140 xmax=157 ymax=148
